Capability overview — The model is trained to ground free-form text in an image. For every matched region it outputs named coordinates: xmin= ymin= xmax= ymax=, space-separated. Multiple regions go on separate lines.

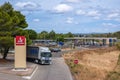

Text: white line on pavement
xmin=22 ymin=66 xmax=38 ymax=80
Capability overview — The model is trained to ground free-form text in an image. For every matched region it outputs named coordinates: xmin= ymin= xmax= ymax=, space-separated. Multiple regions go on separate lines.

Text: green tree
xmin=38 ymin=31 xmax=49 ymax=39
xmin=113 ymin=31 xmax=120 ymax=39
xmin=49 ymin=30 xmax=56 ymax=40
xmin=0 ymin=2 xmax=28 ymax=59
xmin=26 ymin=29 xmax=37 ymax=40
xmin=56 ymin=33 xmax=64 ymax=42
xmin=65 ymin=32 xmax=74 ymax=37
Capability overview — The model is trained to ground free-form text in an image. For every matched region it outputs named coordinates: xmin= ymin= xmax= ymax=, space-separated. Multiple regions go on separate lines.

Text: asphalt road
xmin=30 ymin=52 xmax=73 ymax=80
xmin=0 ymin=51 xmax=73 ymax=80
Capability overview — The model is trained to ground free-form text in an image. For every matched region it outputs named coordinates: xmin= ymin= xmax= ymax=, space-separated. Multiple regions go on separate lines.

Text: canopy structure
xmin=64 ymin=37 xmax=117 ymax=46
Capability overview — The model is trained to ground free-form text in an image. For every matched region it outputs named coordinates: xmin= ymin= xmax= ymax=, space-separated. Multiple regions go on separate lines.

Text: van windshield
xmin=41 ymin=52 xmax=52 ymax=57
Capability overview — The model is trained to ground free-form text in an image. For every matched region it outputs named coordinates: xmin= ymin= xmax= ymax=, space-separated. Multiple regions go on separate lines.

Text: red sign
xmin=74 ymin=59 xmax=78 ymax=64
xmin=16 ymin=36 xmax=25 ymax=45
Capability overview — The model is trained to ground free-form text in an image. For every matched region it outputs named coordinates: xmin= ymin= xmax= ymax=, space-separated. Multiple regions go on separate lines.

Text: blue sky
xmin=0 ymin=0 xmax=120 ymax=33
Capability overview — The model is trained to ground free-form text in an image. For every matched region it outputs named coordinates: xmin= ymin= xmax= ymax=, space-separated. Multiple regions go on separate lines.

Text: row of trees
xmin=23 ymin=29 xmax=74 ymax=42
xmin=24 ymin=30 xmax=74 ymax=42
xmin=89 ymin=31 xmax=120 ymax=39
xmin=37 ymin=30 xmax=73 ymax=41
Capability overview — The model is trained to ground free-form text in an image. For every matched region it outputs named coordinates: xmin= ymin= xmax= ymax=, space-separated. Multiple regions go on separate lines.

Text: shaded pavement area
xmin=0 ymin=54 xmax=37 ymax=80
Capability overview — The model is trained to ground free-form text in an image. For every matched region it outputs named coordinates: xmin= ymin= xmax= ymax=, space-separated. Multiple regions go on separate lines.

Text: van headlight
xmin=49 ymin=58 xmax=52 ymax=60
xmin=41 ymin=57 xmax=45 ymax=60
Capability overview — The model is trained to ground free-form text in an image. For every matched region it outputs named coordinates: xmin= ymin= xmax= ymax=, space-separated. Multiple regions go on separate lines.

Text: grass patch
xmin=64 ymin=47 xmax=120 ymax=80
xmin=106 ymin=71 xmax=120 ymax=80
xmin=65 ymin=59 xmax=82 ymax=75
xmin=105 ymin=54 xmax=120 ymax=80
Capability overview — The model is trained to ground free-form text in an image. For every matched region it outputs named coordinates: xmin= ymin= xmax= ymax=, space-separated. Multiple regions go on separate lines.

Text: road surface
xmin=0 ymin=51 xmax=73 ymax=80
xmin=31 ymin=52 xmax=73 ymax=80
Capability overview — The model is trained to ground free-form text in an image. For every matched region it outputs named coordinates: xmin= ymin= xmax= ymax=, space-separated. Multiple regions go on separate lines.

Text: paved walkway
xmin=0 ymin=73 xmax=26 ymax=80
xmin=0 ymin=54 xmax=37 ymax=80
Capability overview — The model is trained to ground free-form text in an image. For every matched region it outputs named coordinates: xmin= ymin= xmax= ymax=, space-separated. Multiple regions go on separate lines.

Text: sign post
xmin=15 ymin=36 xmax=26 ymax=69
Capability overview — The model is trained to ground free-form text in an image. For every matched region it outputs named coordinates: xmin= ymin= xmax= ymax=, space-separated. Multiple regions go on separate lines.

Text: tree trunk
xmin=3 ymin=47 xmax=9 ymax=59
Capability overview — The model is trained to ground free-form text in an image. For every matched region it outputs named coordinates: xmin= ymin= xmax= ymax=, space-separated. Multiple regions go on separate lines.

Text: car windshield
xmin=41 ymin=52 xmax=52 ymax=57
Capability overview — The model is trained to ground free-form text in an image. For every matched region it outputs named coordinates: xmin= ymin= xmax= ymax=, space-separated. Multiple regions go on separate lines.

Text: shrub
xmin=116 ymin=42 xmax=120 ymax=50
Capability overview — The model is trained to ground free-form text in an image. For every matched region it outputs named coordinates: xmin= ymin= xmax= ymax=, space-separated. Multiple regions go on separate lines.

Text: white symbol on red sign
xmin=16 ymin=36 xmax=25 ymax=45
xmin=18 ymin=37 xmax=23 ymax=43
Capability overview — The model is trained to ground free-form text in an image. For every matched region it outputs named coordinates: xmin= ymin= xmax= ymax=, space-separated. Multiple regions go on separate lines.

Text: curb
xmin=22 ymin=65 xmax=38 ymax=79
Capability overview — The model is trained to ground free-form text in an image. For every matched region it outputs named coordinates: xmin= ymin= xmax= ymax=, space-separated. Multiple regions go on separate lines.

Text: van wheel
xmin=38 ymin=60 xmax=41 ymax=64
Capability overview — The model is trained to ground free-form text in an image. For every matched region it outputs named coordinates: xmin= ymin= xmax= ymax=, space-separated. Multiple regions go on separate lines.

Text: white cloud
xmin=94 ymin=17 xmax=100 ymax=19
xmin=53 ymin=4 xmax=73 ymax=13
xmin=102 ymin=23 xmax=119 ymax=28
xmin=33 ymin=19 xmax=40 ymax=22
xmin=66 ymin=17 xmax=74 ymax=23
xmin=15 ymin=2 xmax=41 ymax=11
xmin=76 ymin=10 xmax=86 ymax=15
xmin=107 ymin=13 xmax=119 ymax=19
xmin=66 ymin=17 xmax=79 ymax=24
xmin=86 ymin=10 xmax=101 ymax=19
xmin=76 ymin=10 xmax=101 ymax=19
xmin=76 ymin=10 xmax=101 ymax=17
xmin=16 ymin=2 xmax=37 ymax=8
xmin=66 ymin=0 xmax=80 ymax=3
xmin=103 ymin=11 xmax=120 ymax=22
xmin=87 ymin=10 xmax=101 ymax=17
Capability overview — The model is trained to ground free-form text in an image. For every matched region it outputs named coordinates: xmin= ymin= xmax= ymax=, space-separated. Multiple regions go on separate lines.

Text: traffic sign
xmin=16 ymin=36 xmax=25 ymax=45
xmin=74 ymin=59 xmax=78 ymax=64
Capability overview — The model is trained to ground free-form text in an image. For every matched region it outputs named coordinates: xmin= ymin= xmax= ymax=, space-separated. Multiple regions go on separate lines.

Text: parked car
xmin=50 ymin=48 xmax=61 ymax=52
